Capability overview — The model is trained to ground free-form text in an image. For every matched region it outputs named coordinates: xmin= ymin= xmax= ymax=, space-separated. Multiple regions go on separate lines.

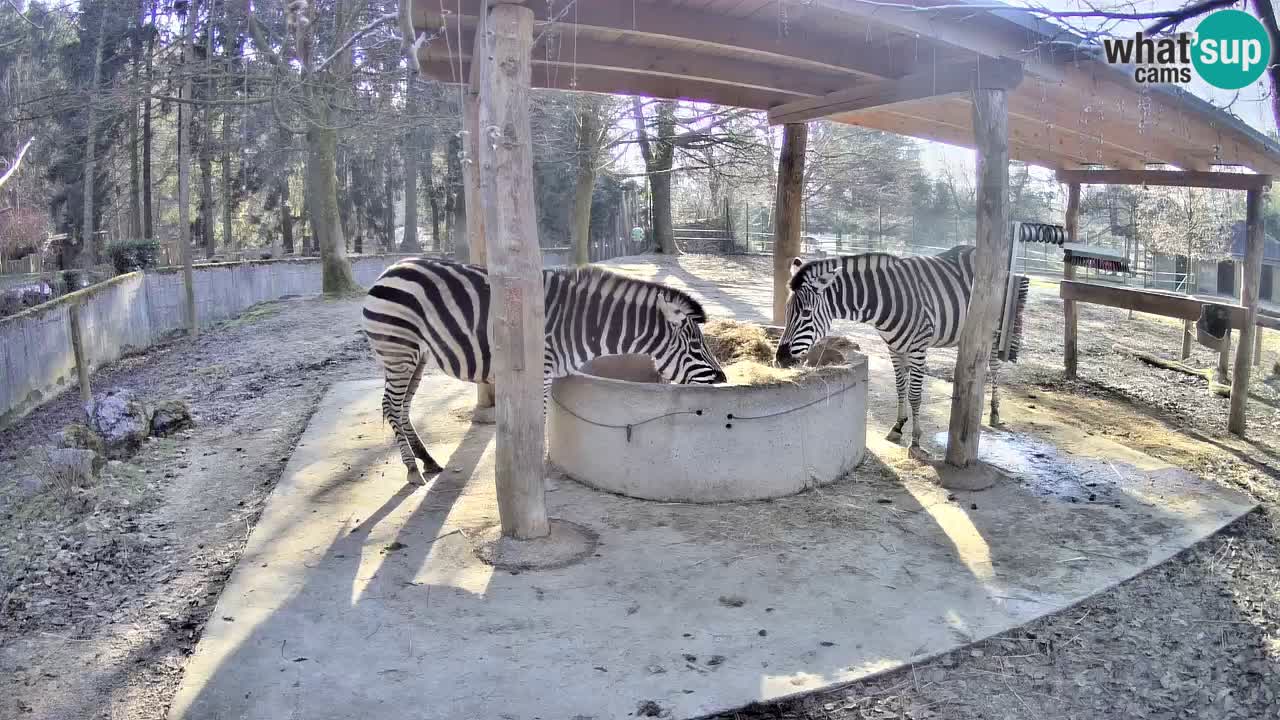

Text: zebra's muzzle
xmin=775 ymin=343 xmax=799 ymax=368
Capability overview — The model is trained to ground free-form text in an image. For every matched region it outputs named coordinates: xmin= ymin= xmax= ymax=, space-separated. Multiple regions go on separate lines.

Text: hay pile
xmin=701 ymin=319 xmax=858 ymax=386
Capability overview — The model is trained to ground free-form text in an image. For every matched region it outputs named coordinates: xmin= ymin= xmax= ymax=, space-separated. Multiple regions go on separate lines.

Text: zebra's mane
xmin=551 ymin=265 xmax=708 ymax=323
xmin=789 ymin=253 xmax=897 ymax=292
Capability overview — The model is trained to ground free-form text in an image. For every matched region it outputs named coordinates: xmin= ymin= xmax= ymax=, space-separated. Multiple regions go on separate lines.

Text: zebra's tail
xmin=996 ymin=276 xmax=1031 ymax=364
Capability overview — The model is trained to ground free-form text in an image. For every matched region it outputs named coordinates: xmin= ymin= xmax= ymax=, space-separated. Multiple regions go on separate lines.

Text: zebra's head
xmin=776 ymin=257 xmax=839 ymax=368
xmin=652 ymin=292 xmax=727 ymax=385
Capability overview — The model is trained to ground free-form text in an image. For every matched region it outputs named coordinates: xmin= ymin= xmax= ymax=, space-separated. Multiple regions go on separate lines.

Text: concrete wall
xmin=0 ymin=254 xmax=409 ymax=426
xmin=0 ymin=246 xmax=653 ymax=427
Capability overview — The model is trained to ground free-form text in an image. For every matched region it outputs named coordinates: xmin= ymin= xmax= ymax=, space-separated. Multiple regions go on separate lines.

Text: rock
xmin=55 ymin=423 xmax=106 ymax=457
xmin=47 ymin=447 xmax=101 ymax=487
xmin=150 ymin=399 xmax=194 ymax=437
xmin=85 ymin=391 xmax=150 ymax=459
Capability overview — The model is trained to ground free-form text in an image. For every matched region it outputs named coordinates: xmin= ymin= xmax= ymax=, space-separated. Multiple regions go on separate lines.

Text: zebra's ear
xmin=656 ymin=294 xmax=691 ymax=326
xmin=790 ymin=257 xmax=804 ymax=277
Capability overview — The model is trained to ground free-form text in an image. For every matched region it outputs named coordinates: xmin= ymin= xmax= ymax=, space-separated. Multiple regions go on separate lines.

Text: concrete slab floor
xmin=169 ymin=369 xmax=1255 ymax=720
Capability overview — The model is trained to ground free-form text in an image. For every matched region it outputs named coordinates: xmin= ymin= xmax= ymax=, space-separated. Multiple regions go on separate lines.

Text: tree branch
xmin=0 ymin=137 xmax=34 ymax=192
xmin=315 ymin=11 xmax=398 ymax=72
xmin=243 ymin=0 xmax=283 ymax=66
xmin=1145 ymin=0 xmax=1238 ymax=33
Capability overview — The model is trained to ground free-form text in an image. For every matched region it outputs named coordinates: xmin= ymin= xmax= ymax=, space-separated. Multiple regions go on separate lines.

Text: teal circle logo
xmin=1192 ymin=10 xmax=1271 ymax=90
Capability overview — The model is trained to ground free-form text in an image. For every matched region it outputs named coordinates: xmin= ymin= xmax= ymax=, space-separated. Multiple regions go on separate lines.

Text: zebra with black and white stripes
xmin=776 ymin=245 xmax=1029 ymax=455
xmin=363 ymin=257 xmax=726 ymax=485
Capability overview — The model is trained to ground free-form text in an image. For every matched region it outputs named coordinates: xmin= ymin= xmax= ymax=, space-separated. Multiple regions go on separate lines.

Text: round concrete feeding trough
xmin=547 ymin=334 xmax=868 ymax=503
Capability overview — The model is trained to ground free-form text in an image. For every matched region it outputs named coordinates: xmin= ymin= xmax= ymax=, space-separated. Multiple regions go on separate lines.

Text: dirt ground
xmin=2 ymin=253 xmax=1280 ymax=720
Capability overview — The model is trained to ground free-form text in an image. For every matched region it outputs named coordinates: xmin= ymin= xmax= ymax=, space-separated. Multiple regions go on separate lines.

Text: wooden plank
xmin=1217 ymin=328 xmax=1232 ymax=384
xmin=1056 ymin=169 xmax=1273 ymax=191
xmin=945 ymin=87 xmax=1011 ymax=468
xmin=415 ymin=0 xmax=910 ymax=80
xmin=1229 ymin=186 xmax=1265 ymax=435
xmin=803 ymin=0 xmax=1065 ymax=83
xmin=423 ymin=21 xmax=856 ymax=98
xmin=767 ymin=57 xmax=1022 ymax=125
xmin=836 ymin=106 xmax=1084 ymax=170
xmin=1062 ymin=183 xmax=1080 ymax=379
xmin=1059 ymin=281 xmax=1249 ymax=327
xmin=478 ymin=2 xmax=549 ymax=539
xmin=772 ymin=123 xmax=807 ymax=324
xmin=419 ymin=60 xmax=798 ymax=111
xmin=68 ymin=303 xmax=92 ymax=407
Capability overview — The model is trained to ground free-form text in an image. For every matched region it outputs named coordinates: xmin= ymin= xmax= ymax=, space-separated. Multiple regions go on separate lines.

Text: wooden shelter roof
xmin=414 ymin=0 xmax=1280 ymax=174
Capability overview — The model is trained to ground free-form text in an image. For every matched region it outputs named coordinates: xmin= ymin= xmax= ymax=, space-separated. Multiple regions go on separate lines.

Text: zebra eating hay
xmin=362 ymin=257 xmax=726 ymax=485
xmin=776 ymin=245 xmax=1030 ymax=457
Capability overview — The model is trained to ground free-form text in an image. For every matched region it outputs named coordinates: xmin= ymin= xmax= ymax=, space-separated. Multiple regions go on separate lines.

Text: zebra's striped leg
xmin=886 ymin=352 xmax=910 ymax=443
xmin=987 ymin=355 xmax=1003 ymax=427
xmin=381 ymin=377 xmax=428 ymax=486
xmin=400 ymin=361 xmax=443 ymax=475
xmin=906 ymin=350 xmax=929 ymax=458
xmin=542 ymin=375 xmax=558 ymax=492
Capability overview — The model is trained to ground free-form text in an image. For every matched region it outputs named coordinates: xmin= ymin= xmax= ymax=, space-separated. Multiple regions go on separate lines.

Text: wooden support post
xmin=1217 ymin=328 xmax=1232 ymax=384
xmin=945 ymin=88 xmax=1011 ymax=468
xmin=478 ymin=2 xmax=549 ymax=539
xmin=1063 ymin=182 xmax=1081 ymax=379
xmin=462 ymin=25 xmax=495 ymax=410
xmin=1229 ymin=187 xmax=1265 ymax=435
xmin=68 ymin=303 xmax=92 ymax=407
xmin=1181 ymin=319 xmax=1192 ymax=360
xmin=1254 ymin=325 xmax=1263 ymax=367
xmin=772 ymin=122 xmax=808 ymax=325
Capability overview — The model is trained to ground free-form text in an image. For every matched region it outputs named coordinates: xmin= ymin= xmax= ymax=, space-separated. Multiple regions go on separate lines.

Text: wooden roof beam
xmin=420 ymin=20 xmax=855 ymax=99
xmin=418 ymin=60 xmax=797 ymax=110
xmin=1055 ymin=169 xmax=1273 ymax=190
xmin=838 ymin=108 xmax=1085 ymax=170
xmin=415 ymin=0 xmax=911 ymax=80
xmin=767 ymin=57 xmax=1022 ymax=125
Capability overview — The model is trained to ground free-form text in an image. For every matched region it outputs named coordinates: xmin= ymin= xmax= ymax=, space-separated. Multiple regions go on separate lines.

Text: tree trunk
xmin=128 ymin=94 xmax=143 ymax=239
xmin=571 ymin=100 xmax=600 ymax=266
xmin=280 ymin=174 xmax=294 ymax=254
xmin=81 ymin=6 xmax=109 ymax=265
xmin=200 ymin=149 xmax=215 ymax=257
xmin=178 ymin=0 xmax=198 ymax=336
xmin=383 ymin=158 xmax=395 ymax=251
xmin=650 ymin=172 xmax=674 ymax=254
xmin=401 ymin=77 xmax=421 ymax=252
xmin=222 ymin=107 xmax=234 ymax=250
xmin=141 ymin=2 xmax=156 ymax=240
xmin=772 ymin=122 xmax=807 ymax=325
xmin=306 ymin=120 xmax=359 ymax=293
xmin=425 ymin=130 xmax=440 ymax=251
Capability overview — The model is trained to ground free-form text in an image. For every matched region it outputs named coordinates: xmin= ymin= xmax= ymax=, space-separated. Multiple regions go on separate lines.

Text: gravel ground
xmin=0 ymin=295 xmax=376 ymax=720
xmin=3 ymin=254 xmax=1279 ymax=720
xmin=687 ymin=256 xmax=1280 ymax=720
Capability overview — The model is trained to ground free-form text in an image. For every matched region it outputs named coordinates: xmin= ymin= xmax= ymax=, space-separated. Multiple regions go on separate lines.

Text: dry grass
xmin=704 ymin=319 xmax=859 ymax=387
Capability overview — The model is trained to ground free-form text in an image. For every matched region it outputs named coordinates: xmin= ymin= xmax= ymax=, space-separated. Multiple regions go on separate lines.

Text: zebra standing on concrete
xmin=776 ymin=245 xmax=1029 ymax=455
xmin=363 ymin=257 xmax=726 ymax=485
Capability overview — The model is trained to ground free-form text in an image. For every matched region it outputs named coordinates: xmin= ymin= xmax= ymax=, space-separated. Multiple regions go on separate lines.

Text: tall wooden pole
xmin=463 ymin=22 xmax=496 ymax=409
xmin=945 ymin=88 xmax=1012 ymax=468
xmin=478 ymin=2 xmax=549 ymax=539
xmin=1062 ymin=182 xmax=1081 ymax=378
xmin=1229 ymin=185 xmax=1267 ymax=435
xmin=772 ymin=122 xmax=808 ymax=325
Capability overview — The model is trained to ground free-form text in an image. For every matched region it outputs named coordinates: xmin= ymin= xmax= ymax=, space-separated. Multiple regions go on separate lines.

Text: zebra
xmin=775 ymin=245 xmax=1029 ymax=456
xmin=362 ymin=257 xmax=727 ymax=485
